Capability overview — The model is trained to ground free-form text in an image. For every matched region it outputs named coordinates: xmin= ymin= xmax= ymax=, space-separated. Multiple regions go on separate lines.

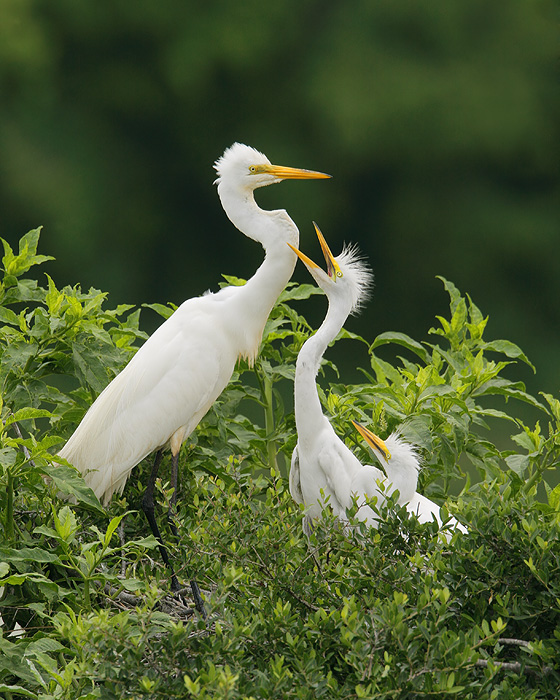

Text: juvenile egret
xmin=58 ymin=143 xmax=330 ymax=613
xmin=352 ymin=421 xmax=468 ymax=534
xmin=288 ymin=224 xmax=466 ymax=536
xmin=288 ymin=223 xmax=377 ymax=526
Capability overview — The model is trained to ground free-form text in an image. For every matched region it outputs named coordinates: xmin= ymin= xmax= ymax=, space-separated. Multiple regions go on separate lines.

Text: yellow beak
xmin=312 ymin=222 xmax=341 ymax=279
xmin=287 ymin=243 xmax=320 ymax=269
xmin=287 ymin=222 xmax=342 ymax=279
xmin=352 ymin=421 xmax=392 ymax=461
xmin=257 ymin=164 xmax=331 ymax=180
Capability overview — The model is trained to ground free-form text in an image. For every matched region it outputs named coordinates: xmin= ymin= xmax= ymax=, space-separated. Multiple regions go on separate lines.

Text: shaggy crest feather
xmin=384 ymin=430 xmax=422 ymax=469
xmin=335 ymin=244 xmax=374 ymax=314
xmin=213 ymin=142 xmax=269 ymax=185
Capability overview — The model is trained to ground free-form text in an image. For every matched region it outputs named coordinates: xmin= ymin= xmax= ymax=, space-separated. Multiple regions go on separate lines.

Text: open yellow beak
xmin=256 ymin=164 xmax=331 ymax=180
xmin=352 ymin=421 xmax=392 ymax=461
xmin=287 ymin=222 xmax=342 ymax=279
xmin=287 ymin=242 xmax=320 ymax=270
xmin=313 ymin=222 xmax=342 ymax=279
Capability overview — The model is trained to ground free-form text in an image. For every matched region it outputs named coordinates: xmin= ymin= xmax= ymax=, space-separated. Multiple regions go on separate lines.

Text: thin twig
xmin=474 ymin=658 xmax=553 ymax=676
xmin=497 ymin=637 xmax=530 ymax=648
xmin=104 ymin=584 xmax=195 ymax=618
xmin=118 ymin=520 xmax=126 ymax=578
xmin=250 ymin=545 xmax=319 ymax=612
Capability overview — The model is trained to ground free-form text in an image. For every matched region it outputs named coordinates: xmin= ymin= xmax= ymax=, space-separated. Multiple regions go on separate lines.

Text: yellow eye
xmin=336 ymin=271 xmax=343 ymax=278
xmin=249 ymin=165 xmax=257 ymax=173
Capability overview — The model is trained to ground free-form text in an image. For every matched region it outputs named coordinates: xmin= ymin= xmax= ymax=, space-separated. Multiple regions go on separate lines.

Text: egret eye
xmin=249 ymin=165 xmax=257 ymax=173
xmin=336 ymin=271 xmax=343 ymax=278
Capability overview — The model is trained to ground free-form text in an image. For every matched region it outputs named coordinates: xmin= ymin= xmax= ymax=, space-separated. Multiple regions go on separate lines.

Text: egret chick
xmin=288 ymin=224 xmax=381 ymax=526
xmin=289 ymin=225 xmax=466 ymax=537
xmin=353 ymin=421 xmax=468 ymax=535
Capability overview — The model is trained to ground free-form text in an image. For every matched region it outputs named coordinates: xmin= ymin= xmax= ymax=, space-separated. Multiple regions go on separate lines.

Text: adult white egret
xmin=58 ymin=143 xmax=330 ymax=614
xmin=288 ymin=224 xmax=466 ymax=537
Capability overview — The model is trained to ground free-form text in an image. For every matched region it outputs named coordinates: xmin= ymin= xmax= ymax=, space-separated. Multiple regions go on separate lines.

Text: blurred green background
xmin=1 ymin=0 xmax=559 ymax=399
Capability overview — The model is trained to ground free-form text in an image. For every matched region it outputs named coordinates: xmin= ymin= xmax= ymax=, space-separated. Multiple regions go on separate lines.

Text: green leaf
xmin=511 ymin=429 xmax=540 ymax=452
xmin=0 ymin=685 xmax=37 ymax=699
xmin=371 ymin=332 xmax=431 ymax=364
xmin=19 ymin=227 xmax=42 ymax=256
xmin=474 ymin=407 xmax=517 ymax=424
xmin=448 ymin=298 xmax=468 ymax=343
xmin=335 ymin=328 xmax=369 ymax=344
xmin=437 ymin=276 xmax=462 ymax=314
xmin=0 ymin=547 xmax=60 ymax=564
xmin=547 ymin=483 xmax=560 ymax=510
xmin=72 ymin=339 xmax=112 ymax=393
xmin=105 ymin=514 xmax=126 ymax=547
xmin=33 ymin=525 xmax=60 ymax=540
xmin=278 ymin=283 xmax=323 ymax=302
xmin=142 ymin=302 xmax=176 ymax=319
xmin=476 ymin=379 xmax=545 ymax=409
xmin=0 ymin=307 xmax=19 ymax=326
xmin=4 ymin=408 xmax=54 ymax=425
xmin=26 ymin=638 xmax=66 ymax=654
xmin=42 ymin=463 xmax=105 ymax=514
xmin=482 ymin=339 xmax=535 ymax=371
xmin=220 ymin=274 xmax=246 ymax=287
xmin=2 ymin=228 xmax=54 ymax=278
xmin=505 ymin=454 xmax=530 ymax=475
xmin=417 ymin=384 xmax=457 ymax=403
xmin=52 ymin=505 xmax=78 ymax=541
xmin=0 ymin=447 xmax=17 ymax=467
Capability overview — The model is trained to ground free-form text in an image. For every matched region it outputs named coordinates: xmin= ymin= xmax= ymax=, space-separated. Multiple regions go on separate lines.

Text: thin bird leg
xmin=141 ymin=449 xmax=207 ymax=619
xmin=166 ymin=449 xmax=207 ymax=620
xmin=167 ymin=450 xmax=180 ymax=538
xmin=141 ymin=449 xmax=181 ymax=592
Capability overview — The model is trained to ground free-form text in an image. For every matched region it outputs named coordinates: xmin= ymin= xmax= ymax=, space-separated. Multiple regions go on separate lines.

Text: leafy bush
xmin=0 ymin=229 xmax=559 ymax=699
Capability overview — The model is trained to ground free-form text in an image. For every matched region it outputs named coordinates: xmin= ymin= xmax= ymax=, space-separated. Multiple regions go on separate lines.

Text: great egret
xmin=288 ymin=224 xmax=466 ymax=537
xmin=58 ymin=143 xmax=330 ymax=613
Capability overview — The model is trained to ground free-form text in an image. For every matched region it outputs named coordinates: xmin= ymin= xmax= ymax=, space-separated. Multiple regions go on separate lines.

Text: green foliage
xmin=1 ymin=230 xmax=559 ymax=699
xmin=327 ymin=276 xmax=557 ymax=503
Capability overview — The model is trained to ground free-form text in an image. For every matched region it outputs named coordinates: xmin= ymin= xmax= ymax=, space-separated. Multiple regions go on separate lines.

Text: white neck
xmin=295 ymin=297 xmax=352 ymax=443
xmin=218 ymin=181 xmax=299 ymax=364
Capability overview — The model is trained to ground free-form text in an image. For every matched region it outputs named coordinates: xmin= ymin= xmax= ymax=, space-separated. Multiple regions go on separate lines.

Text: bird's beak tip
xmin=313 ymin=223 xmax=342 ymax=280
xmin=288 ymin=242 xmax=321 ymax=270
xmin=354 ymin=422 xmax=392 ymax=461
xmin=265 ymin=164 xmax=331 ymax=180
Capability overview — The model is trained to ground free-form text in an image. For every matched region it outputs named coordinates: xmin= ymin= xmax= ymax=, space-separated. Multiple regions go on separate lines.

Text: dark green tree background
xmin=1 ymin=0 xmax=558 ymax=395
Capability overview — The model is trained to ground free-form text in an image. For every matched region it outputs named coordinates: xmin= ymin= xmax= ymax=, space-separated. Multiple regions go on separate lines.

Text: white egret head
xmin=353 ymin=420 xmax=421 ymax=497
xmin=289 ymin=222 xmax=373 ymax=314
xmin=214 ymin=142 xmax=331 ymax=192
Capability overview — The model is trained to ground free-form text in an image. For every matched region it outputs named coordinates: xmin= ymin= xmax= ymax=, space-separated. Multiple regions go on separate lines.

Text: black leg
xmin=167 ymin=451 xmax=180 ymax=538
xmin=141 ymin=449 xmax=181 ymax=590
xmin=141 ymin=449 xmax=207 ymax=619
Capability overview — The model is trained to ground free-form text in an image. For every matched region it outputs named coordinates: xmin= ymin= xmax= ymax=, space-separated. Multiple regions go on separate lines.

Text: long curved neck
xmin=295 ymin=298 xmax=351 ymax=443
xmin=218 ymin=182 xmax=299 ymax=364
xmin=218 ymin=181 xmax=281 ymax=243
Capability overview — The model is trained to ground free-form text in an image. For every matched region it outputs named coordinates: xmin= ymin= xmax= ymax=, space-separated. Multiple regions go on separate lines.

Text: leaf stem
xmin=262 ymin=371 xmax=278 ymax=473
xmin=5 ymin=470 xmax=14 ymax=540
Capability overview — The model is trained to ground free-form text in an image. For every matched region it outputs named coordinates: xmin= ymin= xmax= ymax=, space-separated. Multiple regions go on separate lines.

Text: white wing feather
xmin=59 ymin=295 xmax=238 ymax=504
xmin=407 ymin=492 xmax=468 ymax=535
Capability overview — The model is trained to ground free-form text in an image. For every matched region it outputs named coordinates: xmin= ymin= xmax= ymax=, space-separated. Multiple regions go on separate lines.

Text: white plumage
xmin=59 ymin=143 xmax=330 ymax=505
xmin=352 ymin=421 xmax=468 ymax=534
xmin=289 ymin=224 xmax=466 ymax=536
